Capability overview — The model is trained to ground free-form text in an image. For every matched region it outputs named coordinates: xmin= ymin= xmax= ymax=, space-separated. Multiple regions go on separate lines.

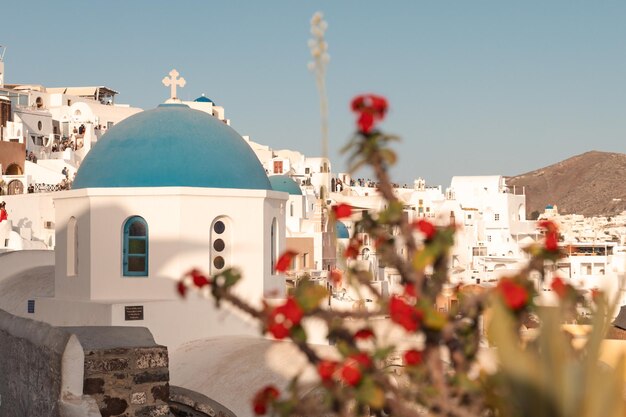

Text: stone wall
xmin=66 ymin=327 xmax=170 ymax=417
xmin=0 ymin=309 xmax=171 ymax=417
xmin=0 ymin=308 xmax=88 ymax=417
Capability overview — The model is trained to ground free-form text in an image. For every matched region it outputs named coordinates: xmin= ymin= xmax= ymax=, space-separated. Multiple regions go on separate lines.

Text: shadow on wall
xmin=170 ymin=336 xmax=334 ymax=417
xmin=0 ymin=308 xmax=99 ymax=417
xmin=48 ymin=199 xmax=265 ymax=349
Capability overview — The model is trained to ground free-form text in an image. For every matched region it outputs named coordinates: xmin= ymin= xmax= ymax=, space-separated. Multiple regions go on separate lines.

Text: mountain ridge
xmin=506 ymin=150 xmax=626 ymax=217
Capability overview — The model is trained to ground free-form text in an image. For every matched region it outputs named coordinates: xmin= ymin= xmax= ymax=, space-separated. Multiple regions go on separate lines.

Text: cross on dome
xmin=162 ymin=69 xmax=186 ymax=101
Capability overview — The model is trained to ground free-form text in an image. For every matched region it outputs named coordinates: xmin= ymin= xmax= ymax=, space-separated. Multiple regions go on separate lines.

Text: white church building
xmin=28 ymin=96 xmax=289 ymax=349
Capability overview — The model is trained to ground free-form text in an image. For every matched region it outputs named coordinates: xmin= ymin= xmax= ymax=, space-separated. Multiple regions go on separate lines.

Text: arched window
xmin=210 ymin=217 xmax=231 ymax=275
xmin=123 ymin=216 xmax=148 ymax=276
xmin=7 ymin=180 xmax=23 ymax=195
xmin=270 ymin=218 xmax=277 ymax=274
xmin=67 ymin=217 xmax=78 ymax=276
xmin=5 ymin=163 xmax=23 ymax=175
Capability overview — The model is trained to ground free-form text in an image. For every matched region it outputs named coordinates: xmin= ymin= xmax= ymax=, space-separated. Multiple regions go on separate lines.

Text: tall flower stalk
xmin=308 ymin=12 xmax=330 ymax=159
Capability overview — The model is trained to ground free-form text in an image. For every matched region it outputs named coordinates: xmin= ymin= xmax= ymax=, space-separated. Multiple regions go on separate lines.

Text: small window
xmin=27 ymin=300 xmax=35 ymax=314
xmin=38 ymin=121 xmax=43 ymax=131
xmin=214 ymin=221 xmax=225 ymax=234
xmin=213 ymin=239 xmax=225 ymax=252
xmin=67 ymin=217 xmax=78 ymax=276
xmin=494 ymin=214 xmax=500 ymax=221
xmin=123 ymin=216 xmax=148 ymax=276
xmin=213 ymin=256 xmax=225 ymax=269
xmin=211 ymin=217 xmax=231 ymax=274
xmin=271 ymin=218 xmax=277 ymax=273
xmin=487 ymin=236 xmax=492 ymax=242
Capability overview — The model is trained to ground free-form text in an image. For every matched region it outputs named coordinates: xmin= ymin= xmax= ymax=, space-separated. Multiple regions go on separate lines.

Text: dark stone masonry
xmin=66 ymin=326 xmax=171 ymax=417
xmin=0 ymin=311 xmax=233 ymax=417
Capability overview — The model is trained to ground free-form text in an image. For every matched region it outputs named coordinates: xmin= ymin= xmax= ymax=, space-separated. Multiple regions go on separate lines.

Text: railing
xmin=505 ymin=185 xmax=526 ymax=195
xmin=33 ymin=183 xmax=69 ymax=193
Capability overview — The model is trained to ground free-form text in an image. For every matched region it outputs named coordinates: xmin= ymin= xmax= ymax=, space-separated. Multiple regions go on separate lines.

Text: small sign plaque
xmin=124 ymin=305 xmax=144 ymax=321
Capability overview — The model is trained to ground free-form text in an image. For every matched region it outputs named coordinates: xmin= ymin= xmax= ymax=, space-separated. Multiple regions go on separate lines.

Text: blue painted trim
xmin=122 ymin=216 xmax=149 ymax=277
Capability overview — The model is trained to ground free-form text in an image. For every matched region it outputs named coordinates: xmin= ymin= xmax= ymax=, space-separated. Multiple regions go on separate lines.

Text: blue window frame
xmin=123 ymin=216 xmax=148 ymax=277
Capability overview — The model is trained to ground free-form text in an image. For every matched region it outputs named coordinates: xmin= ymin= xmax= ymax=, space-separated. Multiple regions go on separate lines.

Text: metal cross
xmin=162 ymin=69 xmax=186 ymax=100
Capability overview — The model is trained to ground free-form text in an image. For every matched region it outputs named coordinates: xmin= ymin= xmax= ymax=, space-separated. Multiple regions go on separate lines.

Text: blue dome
xmin=194 ymin=95 xmax=213 ymax=103
xmin=73 ymin=104 xmax=271 ymax=190
xmin=336 ymin=221 xmax=349 ymax=239
xmin=268 ymin=175 xmax=302 ymax=195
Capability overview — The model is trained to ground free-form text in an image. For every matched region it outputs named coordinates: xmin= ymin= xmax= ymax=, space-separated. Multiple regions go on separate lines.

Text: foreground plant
xmin=178 ymin=97 xmax=624 ymax=417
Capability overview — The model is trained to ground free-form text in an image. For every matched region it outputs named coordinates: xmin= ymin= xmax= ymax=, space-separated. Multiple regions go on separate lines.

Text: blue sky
xmin=3 ymin=1 xmax=625 ymax=186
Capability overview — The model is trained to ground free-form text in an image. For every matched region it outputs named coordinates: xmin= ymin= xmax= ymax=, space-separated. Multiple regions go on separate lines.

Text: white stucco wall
xmin=53 ymin=187 xmax=287 ymax=303
xmin=1 ymin=192 xmax=56 ymax=247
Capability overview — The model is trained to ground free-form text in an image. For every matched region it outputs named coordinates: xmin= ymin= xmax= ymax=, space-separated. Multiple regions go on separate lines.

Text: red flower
xmin=404 ymin=282 xmax=417 ymax=298
xmin=551 ymin=276 xmax=567 ymax=298
xmin=275 ymin=250 xmax=298 ymax=273
xmin=317 ymin=360 xmax=338 ymax=382
xmin=351 ymin=94 xmax=388 ymax=134
xmin=497 ymin=279 xmax=529 ymax=310
xmin=539 ymin=220 xmax=560 ymax=252
xmin=252 ymin=385 xmax=280 ymax=415
xmin=340 ymin=362 xmax=362 ymax=386
xmin=413 ymin=219 xmax=436 ymax=240
xmin=267 ymin=297 xmax=304 ymax=339
xmin=349 ymin=352 xmax=373 ymax=369
xmin=344 ymin=238 xmax=362 ymax=259
xmin=357 ymin=112 xmax=375 ymax=134
xmin=545 ymin=232 xmax=559 ymax=252
xmin=373 ymin=236 xmax=388 ymax=250
xmin=404 ymin=349 xmax=423 ymax=366
xmin=354 ymin=328 xmax=375 ymax=340
xmin=267 ymin=322 xmax=290 ymax=339
xmin=591 ymin=288 xmax=602 ymax=302
xmin=189 ymin=269 xmax=210 ymax=288
xmin=389 ymin=296 xmax=423 ymax=332
xmin=538 ymin=220 xmax=558 ymax=233
xmin=330 ymin=268 xmax=342 ymax=285
xmin=332 ymin=203 xmax=353 ymax=219
xmin=176 ymin=281 xmax=187 ymax=298
xmin=351 ymin=94 xmax=388 ymax=115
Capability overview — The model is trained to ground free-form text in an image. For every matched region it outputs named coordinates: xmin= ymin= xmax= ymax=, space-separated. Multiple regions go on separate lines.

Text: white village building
xmin=3 ymin=74 xmax=290 ymax=351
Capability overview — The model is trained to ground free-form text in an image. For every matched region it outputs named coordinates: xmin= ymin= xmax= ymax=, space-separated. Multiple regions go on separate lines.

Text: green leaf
xmin=412 ymin=246 xmax=437 ymax=270
xmin=336 ymin=340 xmax=353 ymax=357
xmin=356 ymin=377 xmax=385 ymax=409
xmin=372 ymin=346 xmax=395 ymax=361
xmin=380 ymin=148 xmax=397 ymax=166
xmin=294 ymin=278 xmax=328 ymax=312
xmin=273 ymin=399 xmax=296 ymax=417
xmin=221 ymin=268 xmax=242 ymax=288
xmin=378 ymin=201 xmax=404 ymax=224
xmin=290 ymin=325 xmax=307 ymax=344
xmin=423 ymin=306 xmax=447 ymax=331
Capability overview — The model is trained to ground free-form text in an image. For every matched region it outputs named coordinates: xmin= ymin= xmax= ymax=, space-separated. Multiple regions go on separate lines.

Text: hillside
xmin=507 ymin=151 xmax=626 ymax=217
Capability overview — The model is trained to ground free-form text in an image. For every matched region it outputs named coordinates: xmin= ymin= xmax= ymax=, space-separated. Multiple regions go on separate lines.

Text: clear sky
xmin=3 ymin=1 xmax=626 ymax=186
